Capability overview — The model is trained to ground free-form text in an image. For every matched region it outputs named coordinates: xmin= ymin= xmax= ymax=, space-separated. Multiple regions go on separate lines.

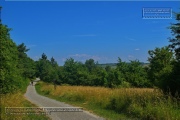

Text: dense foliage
xmin=166 ymin=12 xmax=180 ymax=96
xmin=35 ymin=55 xmax=150 ymax=88
xmin=147 ymin=13 xmax=180 ymax=96
xmin=0 ymin=24 xmax=35 ymax=94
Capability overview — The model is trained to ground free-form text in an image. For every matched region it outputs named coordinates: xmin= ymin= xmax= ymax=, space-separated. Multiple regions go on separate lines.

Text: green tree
xmin=105 ymin=65 xmax=111 ymax=72
xmin=116 ymin=58 xmax=129 ymax=76
xmin=169 ymin=61 xmax=180 ymax=96
xmin=63 ymin=58 xmax=79 ymax=85
xmin=50 ymin=57 xmax=59 ymax=80
xmin=51 ymin=57 xmax=58 ymax=67
xmin=116 ymin=58 xmax=149 ymax=87
xmin=41 ymin=53 xmax=47 ymax=60
xmin=17 ymin=43 xmax=29 ymax=58
xmin=85 ymin=59 xmax=96 ymax=73
xmin=148 ymin=47 xmax=173 ymax=88
xmin=0 ymin=24 xmax=25 ymax=93
xmin=36 ymin=53 xmax=56 ymax=83
xmin=17 ymin=43 xmax=35 ymax=78
xmin=57 ymin=66 xmax=64 ymax=85
xmin=89 ymin=66 xmax=105 ymax=86
xmin=127 ymin=60 xmax=149 ymax=87
xmin=22 ymin=57 xmax=36 ymax=79
xmin=116 ymin=58 xmax=130 ymax=85
xmin=167 ymin=12 xmax=180 ymax=96
xmin=75 ymin=62 xmax=89 ymax=85
xmin=168 ymin=12 xmax=180 ymax=61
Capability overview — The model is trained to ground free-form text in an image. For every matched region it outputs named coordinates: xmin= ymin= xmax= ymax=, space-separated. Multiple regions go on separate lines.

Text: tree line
xmin=0 ymin=24 xmax=36 ymax=94
xmin=36 ymin=55 xmax=150 ymax=88
xmin=0 ymin=13 xmax=179 ymax=96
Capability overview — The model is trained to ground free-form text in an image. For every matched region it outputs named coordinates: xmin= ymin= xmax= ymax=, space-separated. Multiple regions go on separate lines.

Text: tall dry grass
xmin=37 ymin=82 xmax=180 ymax=120
xmin=1 ymin=91 xmax=50 ymax=120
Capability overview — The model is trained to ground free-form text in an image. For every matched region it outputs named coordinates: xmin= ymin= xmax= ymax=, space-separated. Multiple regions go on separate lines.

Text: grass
xmin=1 ymin=90 xmax=50 ymax=120
xmin=36 ymin=81 xmax=180 ymax=120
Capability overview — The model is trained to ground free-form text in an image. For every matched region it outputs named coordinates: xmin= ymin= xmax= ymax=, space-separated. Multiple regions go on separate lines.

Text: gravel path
xmin=24 ymin=81 xmax=104 ymax=120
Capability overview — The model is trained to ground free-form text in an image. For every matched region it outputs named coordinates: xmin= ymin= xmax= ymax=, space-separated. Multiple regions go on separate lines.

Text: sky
xmin=1 ymin=0 xmax=180 ymax=65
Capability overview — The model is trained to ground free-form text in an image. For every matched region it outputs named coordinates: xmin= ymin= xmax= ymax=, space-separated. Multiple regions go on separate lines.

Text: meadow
xmin=36 ymin=81 xmax=180 ymax=120
xmin=1 ymin=91 xmax=50 ymax=120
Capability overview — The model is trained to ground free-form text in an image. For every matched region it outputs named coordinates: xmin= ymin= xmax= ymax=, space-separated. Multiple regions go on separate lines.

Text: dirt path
xmin=24 ymin=81 xmax=104 ymax=120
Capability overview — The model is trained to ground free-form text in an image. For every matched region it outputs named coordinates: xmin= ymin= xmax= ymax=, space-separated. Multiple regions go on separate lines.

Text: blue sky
xmin=1 ymin=1 xmax=179 ymax=65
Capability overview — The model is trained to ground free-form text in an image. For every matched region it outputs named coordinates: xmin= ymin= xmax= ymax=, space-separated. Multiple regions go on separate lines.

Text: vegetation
xmin=1 ymin=91 xmax=50 ymax=120
xmin=35 ymin=55 xmax=151 ymax=88
xmin=167 ymin=12 xmax=180 ymax=96
xmin=0 ymin=23 xmax=49 ymax=119
xmin=36 ymin=81 xmax=180 ymax=120
xmin=0 ymin=24 xmax=36 ymax=94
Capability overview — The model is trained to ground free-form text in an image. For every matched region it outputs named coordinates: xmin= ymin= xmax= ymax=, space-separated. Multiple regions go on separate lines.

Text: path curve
xmin=24 ymin=80 xmax=104 ymax=120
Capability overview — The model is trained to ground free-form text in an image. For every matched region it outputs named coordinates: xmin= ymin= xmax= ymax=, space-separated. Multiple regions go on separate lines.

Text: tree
xmin=85 ymin=59 xmax=96 ymax=73
xmin=0 ymin=24 xmax=25 ymax=93
xmin=22 ymin=57 xmax=36 ymax=79
xmin=36 ymin=53 xmax=58 ymax=83
xmin=17 ymin=43 xmax=29 ymax=58
xmin=105 ymin=65 xmax=111 ymax=72
xmin=50 ymin=57 xmax=59 ymax=82
xmin=41 ymin=53 xmax=47 ymax=60
xmin=168 ymin=12 xmax=180 ymax=61
xmin=63 ymin=58 xmax=78 ymax=85
xmin=169 ymin=61 xmax=180 ymax=96
xmin=75 ymin=62 xmax=89 ymax=85
xmin=116 ymin=58 xmax=130 ymax=85
xmin=167 ymin=12 xmax=180 ymax=96
xmin=51 ymin=57 xmax=58 ymax=67
xmin=116 ymin=58 xmax=150 ymax=87
xmin=148 ymin=47 xmax=173 ymax=88
xmin=116 ymin=58 xmax=129 ymax=75
xmin=127 ymin=60 xmax=149 ymax=87
xmin=17 ymin=43 xmax=35 ymax=78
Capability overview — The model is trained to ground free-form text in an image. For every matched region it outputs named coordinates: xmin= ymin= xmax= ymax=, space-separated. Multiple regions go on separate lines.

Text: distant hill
xmin=97 ymin=62 xmax=149 ymax=69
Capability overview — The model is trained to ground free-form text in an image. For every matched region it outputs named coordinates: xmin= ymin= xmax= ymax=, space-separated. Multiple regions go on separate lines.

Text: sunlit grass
xmin=1 ymin=91 xmax=50 ymax=120
xmin=36 ymin=81 xmax=180 ymax=120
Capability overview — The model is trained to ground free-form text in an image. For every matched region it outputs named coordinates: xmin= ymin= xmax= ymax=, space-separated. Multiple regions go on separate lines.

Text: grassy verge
xmin=1 ymin=90 xmax=50 ymax=120
xmin=36 ymin=81 xmax=180 ymax=120
xmin=36 ymin=82 xmax=133 ymax=120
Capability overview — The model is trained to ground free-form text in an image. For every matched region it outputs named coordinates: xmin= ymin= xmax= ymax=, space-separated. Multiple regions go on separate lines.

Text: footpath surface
xmin=24 ymin=81 xmax=104 ymax=120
